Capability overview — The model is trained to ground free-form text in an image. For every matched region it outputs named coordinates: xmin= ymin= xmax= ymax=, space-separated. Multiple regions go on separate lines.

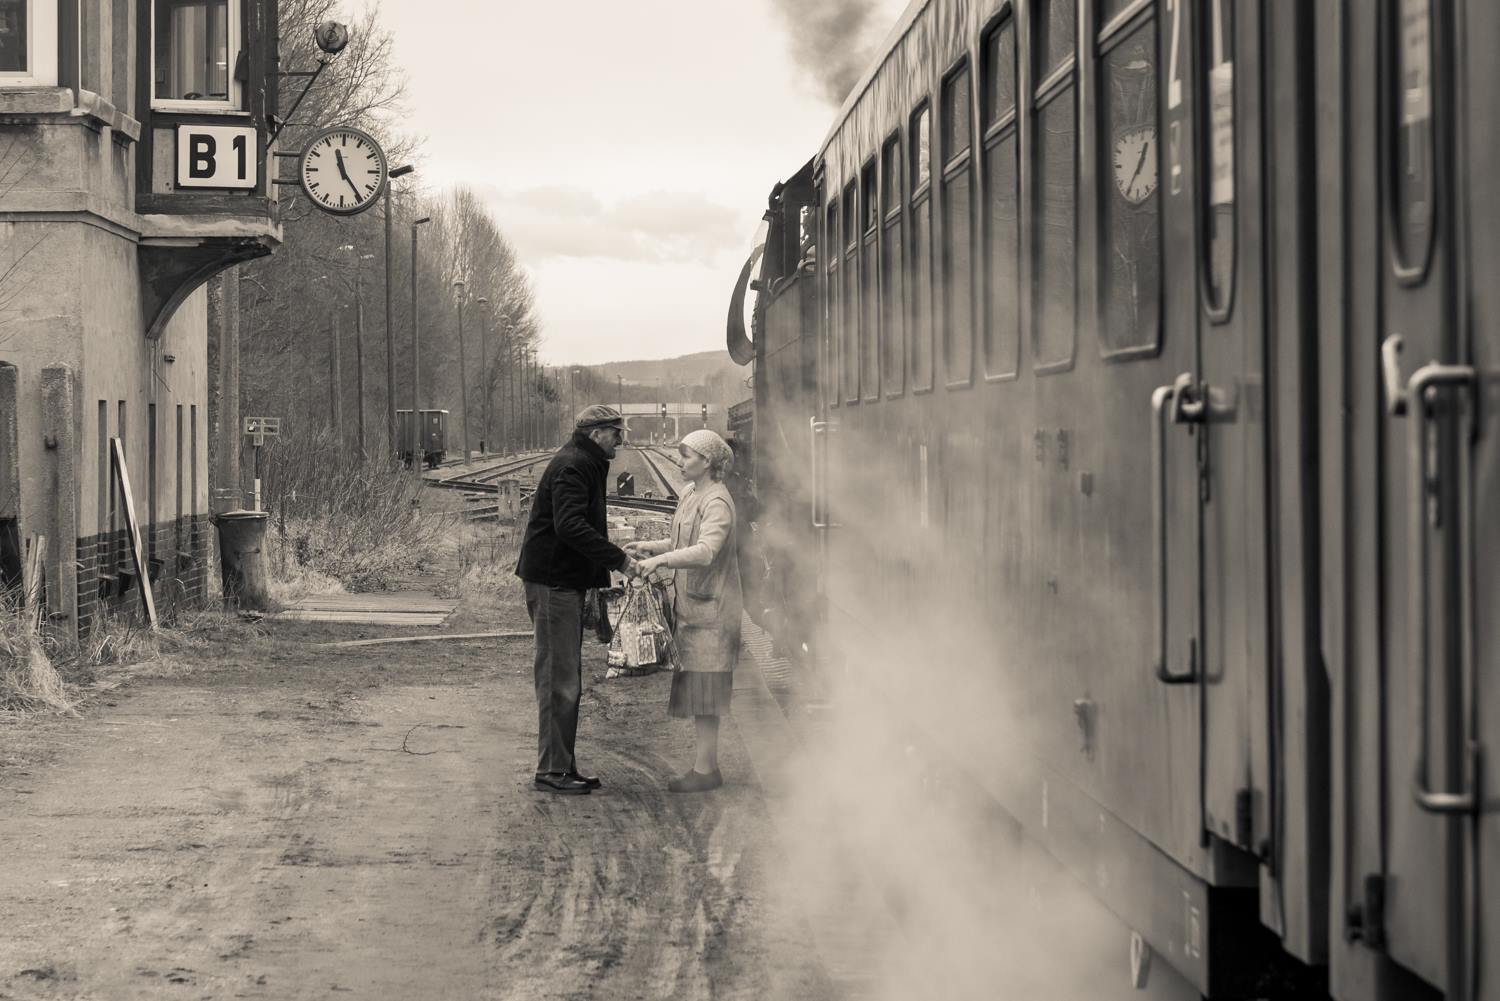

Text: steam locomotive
xmin=727 ymin=1 xmax=1498 ymax=998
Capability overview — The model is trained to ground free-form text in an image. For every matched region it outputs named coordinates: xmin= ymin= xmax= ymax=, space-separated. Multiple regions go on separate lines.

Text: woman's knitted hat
xmin=680 ymin=429 xmax=733 ymax=472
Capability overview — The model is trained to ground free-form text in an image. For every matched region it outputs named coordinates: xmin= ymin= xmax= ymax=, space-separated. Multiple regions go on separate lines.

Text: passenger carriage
xmin=731 ymin=1 xmax=1500 ymax=998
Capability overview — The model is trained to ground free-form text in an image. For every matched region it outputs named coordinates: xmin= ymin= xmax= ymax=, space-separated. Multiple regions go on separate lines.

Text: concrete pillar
xmin=41 ymin=366 xmax=79 ymax=646
xmin=206 ymin=269 xmax=241 ymax=513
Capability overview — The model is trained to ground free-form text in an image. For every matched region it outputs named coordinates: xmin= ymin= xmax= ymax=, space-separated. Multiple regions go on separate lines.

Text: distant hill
xmin=563 ymin=349 xmax=752 ymax=412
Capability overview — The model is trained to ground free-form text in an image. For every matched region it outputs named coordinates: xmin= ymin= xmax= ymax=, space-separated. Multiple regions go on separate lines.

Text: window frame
xmin=1197 ymin=0 xmax=1239 ymax=320
xmin=881 ymin=129 xmax=908 ymax=398
xmin=860 ymin=155 xmax=881 ymax=402
xmin=981 ymin=8 xmax=1021 ymax=382
xmin=1384 ymin=0 xmax=1436 ymax=286
xmin=842 ymin=178 xmax=860 ymax=405
xmin=150 ymin=0 xmax=244 ymax=113
xmin=1030 ymin=0 xmax=1080 ymax=376
xmin=940 ymin=57 xmax=977 ymax=390
xmin=1096 ymin=0 xmax=1165 ymax=361
xmin=0 ymin=0 xmax=58 ymax=86
xmin=823 ymin=185 xmax=841 ymax=409
xmin=909 ymin=98 xmax=936 ymax=395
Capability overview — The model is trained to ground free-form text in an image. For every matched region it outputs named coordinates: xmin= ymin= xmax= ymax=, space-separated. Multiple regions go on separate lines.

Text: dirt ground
xmin=0 ymin=532 xmax=840 ymax=1001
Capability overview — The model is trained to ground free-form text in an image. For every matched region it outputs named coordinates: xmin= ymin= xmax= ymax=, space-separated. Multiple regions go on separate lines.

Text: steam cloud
xmin=770 ymin=0 xmax=895 ymax=106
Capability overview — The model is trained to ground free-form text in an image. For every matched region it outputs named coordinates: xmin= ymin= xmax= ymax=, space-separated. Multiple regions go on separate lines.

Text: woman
xmin=625 ymin=429 xmax=741 ymax=792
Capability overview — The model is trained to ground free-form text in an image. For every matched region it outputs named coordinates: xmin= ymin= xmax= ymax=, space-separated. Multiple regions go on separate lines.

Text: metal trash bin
xmin=213 ymin=510 xmax=272 ymax=610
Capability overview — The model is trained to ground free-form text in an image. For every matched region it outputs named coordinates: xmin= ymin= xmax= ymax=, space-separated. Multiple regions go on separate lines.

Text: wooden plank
xmin=276 ymin=611 xmax=450 ymax=625
xmin=23 ymin=534 xmax=45 ymax=628
xmin=317 ymin=631 xmax=532 ymax=649
xmin=110 ymin=438 xmax=157 ymax=629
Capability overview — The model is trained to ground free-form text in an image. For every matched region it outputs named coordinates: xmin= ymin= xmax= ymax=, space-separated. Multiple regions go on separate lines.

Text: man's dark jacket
xmin=515 ymin=432 xmax=627 ymax=590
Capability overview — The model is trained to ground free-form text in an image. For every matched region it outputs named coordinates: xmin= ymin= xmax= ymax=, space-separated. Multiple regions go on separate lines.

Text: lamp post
xmin=453 ymin=277 xmax=471 ymax=462
xmin=476 ymin=296 xmax=490 ymax=453
xmin=410 ymin=216 xmax=431 ymax=478
xmin=384 ymin=164 xmax=414 ymax=460
xmin=339 ymin=244 xmax=377 ymax=461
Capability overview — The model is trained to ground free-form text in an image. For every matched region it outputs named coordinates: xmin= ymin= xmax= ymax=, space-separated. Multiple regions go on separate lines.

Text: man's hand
xmin=620 ymin=555 xmax=641 ymax=578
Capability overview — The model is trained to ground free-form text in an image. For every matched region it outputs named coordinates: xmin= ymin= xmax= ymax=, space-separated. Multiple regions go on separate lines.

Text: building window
xmin=941 ymin=61 xmax=975 ymax=386
xmin=881 ymin=132 xmax=906 ymax=397
xmin=0 ymin=0 xmax=57 ymax=85
xmin=910 ymin=101 xmax=934 ymax=392
xmin=153 ymin=0 xmax=240 ymax=109
xmin=982 ymin=16 xmax=1020 ymax=379
xmin=1098 ymin=6 xmax=1162 ymax=356
xmin=1032 ymin=0 xmax=1077 ymax=373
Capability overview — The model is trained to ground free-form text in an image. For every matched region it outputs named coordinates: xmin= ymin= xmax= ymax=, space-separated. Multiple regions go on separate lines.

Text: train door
xmin=1467 ymin=4 xmax=1500 ymax=997
xmin=1190 ymin=0 xmax=1273 ymax=872
xmin=1326 ymin=0 xmax=1470 ymax=996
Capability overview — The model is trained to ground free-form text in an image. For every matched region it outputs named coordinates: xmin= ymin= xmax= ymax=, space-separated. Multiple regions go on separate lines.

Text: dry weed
xmin=0 ymin=596 xmax=78 ymax=716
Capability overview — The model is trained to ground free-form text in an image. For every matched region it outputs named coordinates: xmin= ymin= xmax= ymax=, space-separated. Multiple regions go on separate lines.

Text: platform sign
xmin=176 ymin=125 xmax=259 ymax=190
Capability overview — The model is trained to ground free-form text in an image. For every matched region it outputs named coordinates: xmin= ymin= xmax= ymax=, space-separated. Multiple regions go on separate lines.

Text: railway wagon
xmin=730 ymin=1 xmax=1500 ymax=998
xmin=396 ymin=409 xmax=449 ymax=469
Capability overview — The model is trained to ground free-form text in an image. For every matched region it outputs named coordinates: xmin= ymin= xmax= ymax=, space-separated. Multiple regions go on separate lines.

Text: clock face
xmin=1112 ymin=126 xmax=1158 ymax=205
xmin=300 ymin=127 xmax=387 ymax=215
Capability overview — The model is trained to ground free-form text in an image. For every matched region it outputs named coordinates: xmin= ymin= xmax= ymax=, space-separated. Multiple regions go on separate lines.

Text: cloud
xmin=473 ymin=185 xmax=746 ymax=265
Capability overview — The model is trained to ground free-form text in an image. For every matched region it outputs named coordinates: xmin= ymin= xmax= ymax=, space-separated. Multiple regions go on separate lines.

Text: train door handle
xmin=1400 ymin=358 xmax=1479 ymax=813
xmin=1152 ymin=378 xmax=1198 ymax=684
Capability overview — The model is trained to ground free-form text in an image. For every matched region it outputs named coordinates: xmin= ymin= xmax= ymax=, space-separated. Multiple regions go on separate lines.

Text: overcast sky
xmin=379 ymin=0 xmax=907 ymax=365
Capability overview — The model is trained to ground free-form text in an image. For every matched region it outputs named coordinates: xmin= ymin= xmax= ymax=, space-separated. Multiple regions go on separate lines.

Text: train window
xmin=1032 ymin=8 xmax=1077 ymax=372
xmin=1098 ymin=10 xmax=1161 ymax=356
xmin=910 ymin=102 xmax=935 ymax=392
xmin=1036 ymin=0 xmax=1077 ymax=81
xmin=1201 ymin=0 xmax=1235 ymax=316
xmin=913 ymin=103 xmax=932 ymax=191
xmin=861 ymin=158 xmax=880 ymax=400
xmin=882 ymin=133 xmax=906 ymax=397
xmin=1392 ymin=0 xmax=1434 ymax=280
xmin=941 ymin=62 xmax=975 ymax=386
xmin=983 ymin=16 xmax=1020 ymax=379
xmin=825 ymin=197 xmax=840 ymax=408
xmin=843 ymin=181 xmax=860 ymax=404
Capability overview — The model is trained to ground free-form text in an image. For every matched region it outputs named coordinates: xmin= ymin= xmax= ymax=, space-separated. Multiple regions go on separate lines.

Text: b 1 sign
xmin=175 ymin=125 xmax=258 ymax=189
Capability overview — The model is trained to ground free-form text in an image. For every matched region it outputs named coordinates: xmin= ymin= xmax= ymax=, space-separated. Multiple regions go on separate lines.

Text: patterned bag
xmin=605 ymin=578 xmax=676 ymax=678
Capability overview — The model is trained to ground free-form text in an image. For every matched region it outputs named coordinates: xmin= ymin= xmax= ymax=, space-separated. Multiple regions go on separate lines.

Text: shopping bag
xmin=605 ymin=578 xmax=676 ymax=678
xmin=582 ymin=587 xmax=615 ymax=644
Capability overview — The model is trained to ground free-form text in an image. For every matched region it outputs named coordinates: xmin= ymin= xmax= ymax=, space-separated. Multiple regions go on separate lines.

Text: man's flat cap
xmin=575 ymin=404 xmax=625 ymax=430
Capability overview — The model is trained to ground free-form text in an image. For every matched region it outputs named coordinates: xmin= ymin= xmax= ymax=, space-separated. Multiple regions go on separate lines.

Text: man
xmin=515 ymin=405 xmax=636 ymax=794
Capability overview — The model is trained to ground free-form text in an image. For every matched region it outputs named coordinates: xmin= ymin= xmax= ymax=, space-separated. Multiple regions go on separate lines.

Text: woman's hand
xmin=636 ymin=555 xmax=668 ymax=578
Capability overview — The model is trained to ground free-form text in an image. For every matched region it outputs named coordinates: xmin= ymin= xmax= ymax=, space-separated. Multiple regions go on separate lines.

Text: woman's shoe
xmin=668 ymin=768 xmax=722 ymax=793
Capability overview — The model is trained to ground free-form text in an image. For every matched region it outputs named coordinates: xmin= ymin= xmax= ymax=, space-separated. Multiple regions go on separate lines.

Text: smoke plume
xmin=771 ymin=0 xmax=897 ymax=106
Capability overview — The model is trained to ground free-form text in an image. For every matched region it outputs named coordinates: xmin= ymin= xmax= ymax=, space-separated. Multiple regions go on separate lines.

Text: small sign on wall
xmin=175 ymin=125 xmax=258 ymax=190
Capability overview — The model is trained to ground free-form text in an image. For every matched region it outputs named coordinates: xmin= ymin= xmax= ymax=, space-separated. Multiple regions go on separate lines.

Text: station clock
xmin=299 ymin=126 xmax=388 ymax=216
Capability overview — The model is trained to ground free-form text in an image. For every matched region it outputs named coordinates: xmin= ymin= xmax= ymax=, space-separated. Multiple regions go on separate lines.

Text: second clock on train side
xmin=1113 ymin=125 xmax=1158 ymax=205
xmin=299 ymin=126 xmax=388 ymax=216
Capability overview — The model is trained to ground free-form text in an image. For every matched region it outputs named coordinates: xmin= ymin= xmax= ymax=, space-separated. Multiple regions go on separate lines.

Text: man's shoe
xmin=565 ymin=770 xmax=602 ymax=789
xmin=534 ymin=772 xmax=591 ymax=795
xmin=667 ymin=768 xmax=722 ymax=793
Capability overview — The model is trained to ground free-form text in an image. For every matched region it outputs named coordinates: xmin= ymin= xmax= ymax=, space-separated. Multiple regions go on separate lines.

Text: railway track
xmin=632 ymin=446 xmax=681 ymax=500
xmin=427 ymin=452 xmax=553 ymax=493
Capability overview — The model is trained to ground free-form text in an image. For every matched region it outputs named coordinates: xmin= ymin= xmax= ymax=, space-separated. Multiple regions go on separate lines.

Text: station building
xmin=1 ymin=0 xmax=281 ymax=640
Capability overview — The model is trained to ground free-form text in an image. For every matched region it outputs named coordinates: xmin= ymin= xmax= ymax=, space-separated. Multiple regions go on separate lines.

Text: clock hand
xmin=1128 ymin=141 xmax=1151 ymax=195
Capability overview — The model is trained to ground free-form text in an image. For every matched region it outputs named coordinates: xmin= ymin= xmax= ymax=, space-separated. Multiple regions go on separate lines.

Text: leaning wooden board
xmin=111 ymin=437 xmax=157 ymax=628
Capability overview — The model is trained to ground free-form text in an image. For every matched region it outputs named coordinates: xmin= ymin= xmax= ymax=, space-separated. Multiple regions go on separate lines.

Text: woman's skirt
xmin=668 ymin=670 xmax=733 ymax=718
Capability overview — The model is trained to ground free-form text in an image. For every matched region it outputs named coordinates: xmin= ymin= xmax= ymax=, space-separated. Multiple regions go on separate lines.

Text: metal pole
xmin=355 ymin=269 xmax=367 ymax=461
xmin=455 ymin=286 xmax=470 ymax=461
xmin=330 ymin=309 xmax=342 ymax=442
xmin=410 ymin=225 xmax=422 ymax=479
xmin=383 ymin=184 xmax=396 ymax=459
xmin=479 ymin=305 xmax=489 ymax=452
